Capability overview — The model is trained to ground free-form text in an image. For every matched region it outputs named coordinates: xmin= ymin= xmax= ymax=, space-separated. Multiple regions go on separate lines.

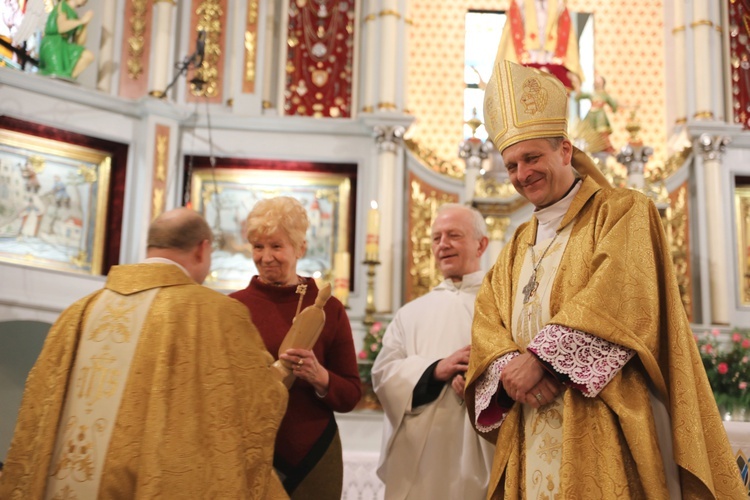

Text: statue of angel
xmin=13 ymin=0 xmax=94 ymax=79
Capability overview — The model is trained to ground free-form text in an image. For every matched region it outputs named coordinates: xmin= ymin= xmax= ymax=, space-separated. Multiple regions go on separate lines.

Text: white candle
xmin=332 ymin=251 xmax=350 ymax=306
xmin=365 ymin=200 xmax=380 ymax=260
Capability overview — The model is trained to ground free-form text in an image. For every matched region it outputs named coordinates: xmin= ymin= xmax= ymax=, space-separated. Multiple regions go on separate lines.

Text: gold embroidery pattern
xmin=521 ymin=77 xmax=549 ymax=115
xmin=51 ymin=485 xmax=78 ymax=500
xmin=45 ymin=289 xmax=158 ymax=499
xmin=49 ymin=418 xmax=106 ymax=482
xmin=75 ymin=345 xmax=121 ymax=409
xmin=87 ymin=297 xmax=137 ymax=343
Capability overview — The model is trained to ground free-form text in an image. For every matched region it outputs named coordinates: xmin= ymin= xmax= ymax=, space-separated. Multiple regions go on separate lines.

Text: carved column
xmin=261 ymin=0 xmax=276 ymax=110
xmin=698 ymin=133 xmax=730 ymax=323
xmin=377 ymin=0 xmax=399 ymax=111
xmin=149 ymin=0 xmax=176 ymax=97
xmin=97 ymin=0 xmax=118 ymax=92
xmin=691 ymin=0 xmax=715 ymax=120
xmin=373 ymin=125 xmax=404 ymax=312
xmin=459 ymin=137 xmax=491 ymax=202
xmin=616 ymin=143 xmax=653 ymax=189
xmin=672 ymin=0 xmax=687 ymax=125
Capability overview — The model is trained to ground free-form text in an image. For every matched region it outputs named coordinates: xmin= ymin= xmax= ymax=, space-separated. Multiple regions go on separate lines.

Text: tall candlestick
xmin=365 ymin=200 xmax=380 ymax=260
xmin=332 ymin=251 xmax=350 ymax=306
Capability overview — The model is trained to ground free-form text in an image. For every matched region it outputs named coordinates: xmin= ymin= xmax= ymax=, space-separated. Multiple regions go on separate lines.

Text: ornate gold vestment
xmin=0 ymin=264 xmax=289 ymax=499
xmin=465 ymin=176 xmax=746 ymax=499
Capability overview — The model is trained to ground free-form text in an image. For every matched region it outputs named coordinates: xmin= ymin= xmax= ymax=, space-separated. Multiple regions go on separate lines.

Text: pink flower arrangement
xmin=695 ymin=327 xmax=750 ymax=411
xmin=358 ymin=321 xmax=388 ymax=385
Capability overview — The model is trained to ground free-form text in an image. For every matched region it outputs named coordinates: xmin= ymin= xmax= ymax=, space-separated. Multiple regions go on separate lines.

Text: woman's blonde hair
xmin=245 ymin=196 xmax=309 ymax=252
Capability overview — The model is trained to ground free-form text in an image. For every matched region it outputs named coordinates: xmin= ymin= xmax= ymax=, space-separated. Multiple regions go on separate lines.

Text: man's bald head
xmin=147 ymin=208 xmax=213 ymax=283
xmin=148 ymin=208 xmax=212 ymax=251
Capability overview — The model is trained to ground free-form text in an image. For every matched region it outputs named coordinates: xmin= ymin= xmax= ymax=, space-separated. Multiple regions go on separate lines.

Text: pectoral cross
xmin=522 ymin=271 xmax=538 ymax=304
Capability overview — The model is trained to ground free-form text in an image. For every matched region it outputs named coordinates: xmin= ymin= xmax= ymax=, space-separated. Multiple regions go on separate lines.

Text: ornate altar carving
xmin=405 ymin=174 xmax=458 ymax=302
xmin=403 ymin=137 xmax=464 ymax=179
xmin=664 ymin=183 xmax=693 ymax=321
xmin=188 ymin=0 xmax=227 ymax=100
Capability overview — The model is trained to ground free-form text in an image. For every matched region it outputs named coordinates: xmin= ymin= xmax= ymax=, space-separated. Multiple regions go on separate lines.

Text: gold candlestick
xmin=362 ymin=259 xmax=380 ymax=327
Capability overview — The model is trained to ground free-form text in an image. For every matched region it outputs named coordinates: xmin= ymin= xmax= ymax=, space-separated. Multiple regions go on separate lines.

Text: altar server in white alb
xmin=372 ymin=204 xmax=495 ymax=500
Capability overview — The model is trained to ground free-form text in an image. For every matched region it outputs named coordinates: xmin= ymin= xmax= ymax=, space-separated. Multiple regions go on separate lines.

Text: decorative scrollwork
xmin=403 ymin=137 xmax=464 ymax=179
xmin=191 ymin=0 xmax=224 ymax=98
xmin=126 ymin=0 xmax=149 ymax=80
xmin=663 ymin=183 xmax=692 ymax=319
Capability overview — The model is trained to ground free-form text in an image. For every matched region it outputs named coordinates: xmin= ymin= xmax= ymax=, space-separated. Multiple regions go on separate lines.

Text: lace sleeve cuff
xmin=474 ymin=352 xmax=519 ymax=432
xmin=527 ymin=324 xmax=635 ymax=397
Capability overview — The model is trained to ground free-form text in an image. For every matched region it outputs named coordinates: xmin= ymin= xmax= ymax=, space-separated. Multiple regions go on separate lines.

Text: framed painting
xmin=736 ymin=185 xmax=750 ymax=306
xmin=0 ymin=128 xmax=111 ymax=275
xmin=190 ymin=167 xmax=353 ymax=291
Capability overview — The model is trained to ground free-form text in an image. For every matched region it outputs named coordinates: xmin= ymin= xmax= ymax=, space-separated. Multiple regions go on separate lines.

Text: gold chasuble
xmin=466 ymin=176 xmax=746 ymax=499
xmin=0 ymin=264 xmax=289 ymax=499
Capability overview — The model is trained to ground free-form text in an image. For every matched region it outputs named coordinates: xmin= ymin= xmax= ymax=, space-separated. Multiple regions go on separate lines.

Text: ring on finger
xmin=535 ymin=392 xmax=543 ymax=402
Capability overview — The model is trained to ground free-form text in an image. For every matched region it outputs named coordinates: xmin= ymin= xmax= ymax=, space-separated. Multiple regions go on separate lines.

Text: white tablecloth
xmin=724 ymin=421 xmax=750 ymax=493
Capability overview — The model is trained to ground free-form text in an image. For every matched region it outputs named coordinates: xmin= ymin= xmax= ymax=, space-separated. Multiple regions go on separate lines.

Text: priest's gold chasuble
xmin=512 ymin=224 xmax=572 ymax=499
xmin=45 ymin=288 xmax=158 ymax=499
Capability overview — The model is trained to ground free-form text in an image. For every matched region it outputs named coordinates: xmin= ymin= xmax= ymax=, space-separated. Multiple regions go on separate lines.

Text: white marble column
xmin=616 ymin=143 xmax=654 ymax=190
xmin=698 ymin=133 xmax=730 ymax=324
xmin=149 ymin=0 xmax=176 ymax=97
xmin=459 ymin=138 xmax=491 ymax=203
xmin=262 ymin=0 xmax=277 ymax=111
xmin=692 ymin=0 xmax=713 ymax=119
xmin=401 ymin=0 xmax=411 ymax=113
xmin=373 ymin=125 xmax=404 ymax=312
xmin=377 ymin=0 xmax=399 ymax=111
xmin=360 ymin=2 xmax=378 ymax=113
xmin=96 ymin=0 xmax=118 ymax=92
xmin=672 ymin=1 xmax=687 ymax=125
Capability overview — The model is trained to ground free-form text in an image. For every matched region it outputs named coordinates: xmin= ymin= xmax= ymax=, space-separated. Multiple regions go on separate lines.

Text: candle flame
xmin=370 ymin=200 xmax=378 ymax=210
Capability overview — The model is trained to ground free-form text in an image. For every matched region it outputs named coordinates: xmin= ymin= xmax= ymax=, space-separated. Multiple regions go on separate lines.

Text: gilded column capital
xmin=374 ymin=125 xmax=405 ymax=153
xmin=696 ymin=134 xmax=730 ymax=162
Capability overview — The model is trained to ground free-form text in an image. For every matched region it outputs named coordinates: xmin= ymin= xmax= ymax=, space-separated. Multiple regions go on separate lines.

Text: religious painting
xmin=0 ymin=128 xmax=111 ymax=275
xmin=190 ymin=167 xmax=352 ymax=291
xmin=735 ymin=185 xmax=750 ymax=306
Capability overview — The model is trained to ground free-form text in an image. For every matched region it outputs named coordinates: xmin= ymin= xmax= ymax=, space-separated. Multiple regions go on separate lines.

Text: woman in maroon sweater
xmin=230 ymin=196 xmax=361 ymax=499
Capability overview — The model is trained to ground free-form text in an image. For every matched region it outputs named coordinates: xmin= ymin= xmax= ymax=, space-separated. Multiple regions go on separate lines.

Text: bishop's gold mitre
xmin=484 ymin=60 xmax=569 ymax=153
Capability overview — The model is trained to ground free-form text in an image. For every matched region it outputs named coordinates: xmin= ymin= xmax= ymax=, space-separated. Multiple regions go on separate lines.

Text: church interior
xmin=1 ymin=0 xmax=750 ymax=496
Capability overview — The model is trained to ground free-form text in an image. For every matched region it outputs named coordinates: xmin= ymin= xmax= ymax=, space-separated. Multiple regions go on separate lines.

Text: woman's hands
xmin=280 ymin=348 xmax=330 ymax=397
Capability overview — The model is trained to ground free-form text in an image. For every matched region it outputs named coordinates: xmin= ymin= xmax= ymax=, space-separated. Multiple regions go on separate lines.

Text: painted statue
xmin=575 ymin=75 xmax=618 ymax=153
xmin=494 ymin=0 xmax=583 ymax=89
xmin=13 ymin=0 xmax=94 ymax=79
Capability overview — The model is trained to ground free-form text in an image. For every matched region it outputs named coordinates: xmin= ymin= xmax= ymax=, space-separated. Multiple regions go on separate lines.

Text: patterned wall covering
xmin=118 ymin=0 xmax=154 ymax=99
xmin=729 ymin=0 xmax=750 ymax=129
xmin=284 ymin=0 xmax=356 ymax=118
xmin=406 ymin=0 xmax=667 ymax=171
